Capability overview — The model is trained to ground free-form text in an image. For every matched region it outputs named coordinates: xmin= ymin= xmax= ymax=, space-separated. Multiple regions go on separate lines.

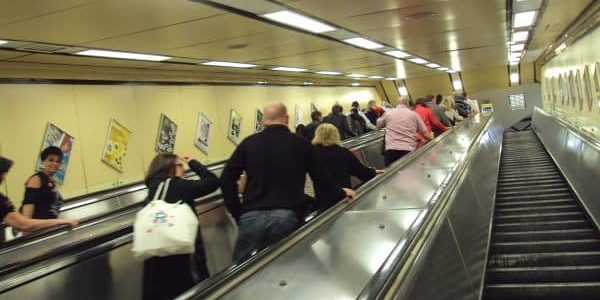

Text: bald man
xmin=377 ymin=96 xmax=433 ymax=166
xmin=221 ymin=101 xmax=356 ymax=261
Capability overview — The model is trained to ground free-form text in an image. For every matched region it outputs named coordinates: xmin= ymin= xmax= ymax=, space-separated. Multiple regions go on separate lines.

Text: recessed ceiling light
xmin=202 ymin=61 xmax=256 ymax=68
xmin=257 ymin=81 xmax=268 ymax=84
xmin=347 ymin=73 xmax=366 ymax=78
xmin=511 ymin=44 xmax=525 ymax=51
xmin=447 ymin=70 xmax=458 ymax=73
xmin=316 ymin=70 xmax=341 ymax=75
xmin=385 ymin=50 xmax=410 ymax=58
xmin=385 ymin=77 xmax=398 ymax=80
xmin=303 ymin=82 xmax=313 ymax=85
xmin=351 ymin=83 xmax=360 ymax=86
xmin=509 ymin=52 xmax=522 ymax=59
xmin=512 ymin=31 xmax=529 ymax=42
xmin=409 ymin=58 xmax=428 ymax=64
xmin=0 ymin=40 xmax=8 ymax=45
xmin=398 ymin=86 xmax=409 ymax=96
xmin=272 ymin=66 xmax=307 ymax=72
xmin=368 ymin=75 xmax=384 ymax=79
xmin=262 ymin=10 xmax=336 ymax=33
xmin=509 ymin=61 xmax=519 ymax=66
xmin=426 ymin=63 xmax=440 ymax=68
xmin=343 ymin=37 xmax=384 ymax=49
xmin=513 ymin=11 xmax=537 ymax=28
xmin=437 ymin=67 xmax=449 ymax=71
xmin=555 ymin=43 xmax=567 ymax=54
xmin=452 ymin=80 xmax=463 ymax=90
xmin=510 ymin=73 xmax=519 ymax=83
xmin=76 ymin=49 xmax=171 ymax=61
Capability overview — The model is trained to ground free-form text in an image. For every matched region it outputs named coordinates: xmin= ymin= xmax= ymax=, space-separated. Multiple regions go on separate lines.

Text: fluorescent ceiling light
xmin=0 ymin=40 xmax=7 ymax=45
xmin=511 ymin=44 xmax=525 ymax=51
xmin=368 ymin=75 xmax=384 ymax=79
xmin=76 ymin=49 xmax=171 ymax=61
xmin=437 ymin=67 xmax=449 ymax=71
xmin=303 ymin=82 xmax=313 ymax=85
xmin=343 ymin=37 xmax=384 ymax=49
xmin=447 ymin=70 xmax=458 ymax=73
xmin=398 ymin=86 xmax=409 ymax=96
xmin=351 ymin=83 xmax=360 ymax=86
xmin=509 ymin=52 xmax=522 ymax=59
xmin=272 ymin=66 xmax=307 ymax=72
xmin=385 ymin=77 xmax=398 ymax=80
xmin=347 ymin=73 xmax=366 ymax=78
xmin=316 ymin=70 xmax=341 ymax=75
xmin=509 ymin=60 xmax=519 ymax=65
xmin=426 ymin=63 xmax=440 ymax=68
xmin=257 ymin=81 xmax=268 ymax=84
xmin=202 ymin=61 xmax=256 ymax=68
xmin=510 ymin=73 xmax=519 ymax=83
xmin=555 ymin=43 xmax=567 ymax=54
xmin=262 ymin=10 xmax=336 ymax=33
xmin=452 ymin=80 xmax=463 ymax=90
xmin=513 ymin=11 xmax=537 ymax=28
xmin=512 ymin=31 xmax=529 ymax=42
xmin=409 ymin=58 xmax=428 ymax=64
xmin=385 ymin=50 xmax=410 ymax=58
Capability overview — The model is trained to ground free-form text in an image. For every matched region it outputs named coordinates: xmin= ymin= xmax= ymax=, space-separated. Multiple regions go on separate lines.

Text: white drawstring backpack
xmin=131 ymin=178 xmax=199 ymax=261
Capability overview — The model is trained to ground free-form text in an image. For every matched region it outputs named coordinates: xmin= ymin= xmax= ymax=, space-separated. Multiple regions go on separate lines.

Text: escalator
xmin=484 ymin=131 xmax=600 ymax=299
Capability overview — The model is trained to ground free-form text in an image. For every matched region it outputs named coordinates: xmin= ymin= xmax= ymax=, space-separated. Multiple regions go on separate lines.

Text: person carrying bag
xmin=138 ymin=154 xmax=219 ymax=300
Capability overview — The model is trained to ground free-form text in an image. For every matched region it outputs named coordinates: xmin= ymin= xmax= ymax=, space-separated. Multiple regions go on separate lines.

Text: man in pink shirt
xmin=377 ymin=96 xmax=434 ymax=166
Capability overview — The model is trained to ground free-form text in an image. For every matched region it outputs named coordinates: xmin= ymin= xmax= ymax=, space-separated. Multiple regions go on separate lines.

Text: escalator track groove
xmin=484 ymin=131 xmax=600 ymax=299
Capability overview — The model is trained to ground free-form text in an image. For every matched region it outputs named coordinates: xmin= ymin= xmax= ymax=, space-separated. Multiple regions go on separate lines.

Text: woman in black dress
xmin=21 ymin=146 xmax=65 ymax=219
xmin=143 ymin=153 xmax=219 ymax=300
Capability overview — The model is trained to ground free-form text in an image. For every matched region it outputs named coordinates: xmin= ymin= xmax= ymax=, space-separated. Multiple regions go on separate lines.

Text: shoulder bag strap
xmin=160 ymin=178 xmax=171 ymax=200
xmin=151 ymin=181 xmax=165 ymax=202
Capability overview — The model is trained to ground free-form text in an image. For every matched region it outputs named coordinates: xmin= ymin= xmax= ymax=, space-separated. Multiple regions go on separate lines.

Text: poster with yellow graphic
xmin=102 ymin=119 xmax=131 ymax=172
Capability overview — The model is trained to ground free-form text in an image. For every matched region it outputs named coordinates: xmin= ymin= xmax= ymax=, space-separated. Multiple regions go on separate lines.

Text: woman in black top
xmin=312 ymin=124 xmax=381 ymax=208
xmin=0 ymin=156 xmax=77 ymax=232
xmin=143 ymin=153 xmax=219 ymax=300
xmin=21 ymin=146 xmax=65 ymax=219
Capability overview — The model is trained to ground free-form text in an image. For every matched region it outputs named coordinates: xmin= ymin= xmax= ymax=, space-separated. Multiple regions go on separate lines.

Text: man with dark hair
xmin=350 ymin=101 xmax=376 ymax=131
xmin=453 ymin=91 xmax=472 ymax=118
xmin=323 ymin=104 xmax=354 ymax=140
xmin=221 ymin=102 xmax=356 ymax=261
xmin=304 ymin=110 xmax=322 ymax=142
xmin=433 ymin=94 xmax=452 ymax=127
xmin=365 ymin=100 xmax=383 ymax=125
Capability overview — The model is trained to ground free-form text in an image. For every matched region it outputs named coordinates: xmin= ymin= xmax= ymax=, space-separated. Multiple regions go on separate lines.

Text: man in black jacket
xmin=221 ymin=102 xmax=356 ymax=261
xmin=323 ymin=104 xmax=354 ymax=140
xmin=304 ymin=110 xmax=322 ymax=142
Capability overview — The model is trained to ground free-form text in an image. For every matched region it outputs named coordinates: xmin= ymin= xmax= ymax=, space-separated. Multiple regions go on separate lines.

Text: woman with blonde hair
xmin=312 ymin=124 xmax=381 ymax=208
xmin=442 ymin=96 xmax=463 ymax=125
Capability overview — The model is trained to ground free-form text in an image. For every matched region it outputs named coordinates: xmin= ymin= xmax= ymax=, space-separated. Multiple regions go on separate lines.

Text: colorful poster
xmin=155 ymin=114 xmax=177 ymax=153
xmin=194 ymin=113 xmax=212 ymax=154
xmin=101 ymin=119 xmax=131 ymax=172
xmin=294 ymin=105 xmax=304 ymax=127
xmin=37 ymin=123 xmax=74 ymax=184
xmin=311 ymin=103 xmax=318 ymax=113
xmin=255 ymin=109 xmax=264 ymax=133
xmin=228 ymin=109 xmax=242 ymax=144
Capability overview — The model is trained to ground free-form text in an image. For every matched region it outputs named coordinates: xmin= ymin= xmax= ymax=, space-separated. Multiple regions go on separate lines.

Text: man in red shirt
xmin=414 ymin=98 xmax=448 ymax=147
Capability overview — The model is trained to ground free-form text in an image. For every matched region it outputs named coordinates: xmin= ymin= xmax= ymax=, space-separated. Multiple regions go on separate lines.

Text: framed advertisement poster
xmin=255 ymin=109 xmax=265 ymax=133
xmin=156 ymin=114 xmax=177 ymax=153
xmin=310 ymin=103 xmax=318 ymax=113
xmin=194 ymin=113 xmax=212 ymax=154
xmin=101 ymin=119 xmax=131 ymax=172
xmin=37 ymin=123 xmax=74 ymax=184
xmin=228 ymin=109 xmax=242 ymax=144
xmin=294 ymin=105 xmax=304 ymax=127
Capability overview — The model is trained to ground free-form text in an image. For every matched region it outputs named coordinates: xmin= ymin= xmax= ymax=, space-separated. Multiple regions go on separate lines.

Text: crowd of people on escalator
xmin=0 ymin=90 xmax=479 ymax=300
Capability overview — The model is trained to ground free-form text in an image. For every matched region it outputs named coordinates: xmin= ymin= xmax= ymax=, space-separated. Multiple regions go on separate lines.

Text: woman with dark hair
xmin=142 ymin=153 xmax=219 ymax=300
xmin=0 ymin=156 xmax=78 ymax=232
xmin=295 ymin=124 xmax=307 ymax=139
xmin=21 ymin=146 xmax=65 ymax=219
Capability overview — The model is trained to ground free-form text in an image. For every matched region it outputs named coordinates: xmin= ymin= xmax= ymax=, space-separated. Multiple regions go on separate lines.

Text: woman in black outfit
xmin=312 ymin=124 xmax=382 ymax=208
xmin=21 ymin=146 xmax=65 ymax=219
xmin=143 ymin=154 xmax=219 ymax=300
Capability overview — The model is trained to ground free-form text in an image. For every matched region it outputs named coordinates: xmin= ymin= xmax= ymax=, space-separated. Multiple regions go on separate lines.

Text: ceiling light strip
xmin=76 ymin=49 xmax=171 ymax=61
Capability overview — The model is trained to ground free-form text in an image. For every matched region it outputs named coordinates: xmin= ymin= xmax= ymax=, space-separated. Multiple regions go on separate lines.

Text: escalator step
xmin=495 ymin=204 xmax=580 ymax=215
xmin=493 ymin=220 xmax=590 ymax=232
xmin=496 ymin=193 xmax=574 ymax=202
xmin=486 ymin=265 xmax=600 ymax=284
xmin=485 ymin=282 xmax=600 ymax=300
xmin=492 ymin=239 xmax=600 ymax=254
xmin=494 ymin=211 xmax=583 ymax=223
xmin=488 ymin=251 xmax=600 ymax=268
xmin=493 ymin=228 xmax=596 ymax=242
xmin=498 ymin=176 xmax=562 ymax=184
xmin=496 ymin=183 xmax=567 ymax=192
xmin=496 ymin=187 xmax=570 ymax=196
xmin=495 ymin=199 xmax=577 ymax=208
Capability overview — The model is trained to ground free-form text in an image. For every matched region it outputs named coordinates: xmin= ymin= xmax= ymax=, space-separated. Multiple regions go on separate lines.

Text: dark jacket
xmin=145 ymin=160 xmax=220 ymax=209
xmin=365 ymin=110 xmax=378 ymax=125
xmin=313 ymin=145 xmax=376 ymax=208
xmin=323 ymin=113 xmax=354 ymax=140
xmin=221 ymin=125 xmax=346 ymax=221
xmin=304 ymin=121 xmax=320 ymax=142
xmin=454 ymin=98 xmax=472 ymax=118
xmin=21 ymin=172 xmax=62 ymax=219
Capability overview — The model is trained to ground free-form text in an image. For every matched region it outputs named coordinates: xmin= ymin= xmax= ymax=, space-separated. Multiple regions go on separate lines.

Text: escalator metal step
xmin=493 ymin=228 xmax=596 ymax=242
xmin=498 ymin=176 xmax=562 ymax=184
xmin=489 ymin=251 xmax=600 ymax=268
xmin=492 ymin=239 xmax=600 ymax=254
xmin=486 ymin=265 xmax=600 ymax=284
xmin=494 ymin=220 xmax=590 ymax=232
xmin=495 ymin=199 xmax=577 ymax=208
xmin=495 ymin=205 xmax=580 ymax=215
xmin=485 ymin=282 xmax=600 ymax=300
xmin=500 ymin=171 xmax=561 ymax=179
xmin=496 ymin=187 xmax=569 ymax=196
xmin=496 ymin=183 xmax=567 ymax=192
xmin=496 ymin=193 xmax=574 ymax=202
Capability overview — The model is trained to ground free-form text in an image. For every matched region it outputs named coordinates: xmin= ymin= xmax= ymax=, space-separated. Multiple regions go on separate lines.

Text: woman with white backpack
xmin=138 ymin=154 xmax=219 ymax=300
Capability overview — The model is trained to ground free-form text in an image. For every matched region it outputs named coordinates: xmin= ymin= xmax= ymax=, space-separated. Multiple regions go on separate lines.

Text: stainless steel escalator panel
xmin=220 ymin=209 xmax=422 ymax=300
xmin=350 ymin=165 xmax=454 ymax=211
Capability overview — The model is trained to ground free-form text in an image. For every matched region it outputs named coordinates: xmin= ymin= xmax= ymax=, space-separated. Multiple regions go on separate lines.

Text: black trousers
xmin=384 ymin=150 xmax=411 ymax=167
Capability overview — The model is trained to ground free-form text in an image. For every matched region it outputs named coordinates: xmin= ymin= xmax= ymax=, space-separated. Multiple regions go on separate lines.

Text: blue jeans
xmin=232 ymin=209 xmax=299 ymax=262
